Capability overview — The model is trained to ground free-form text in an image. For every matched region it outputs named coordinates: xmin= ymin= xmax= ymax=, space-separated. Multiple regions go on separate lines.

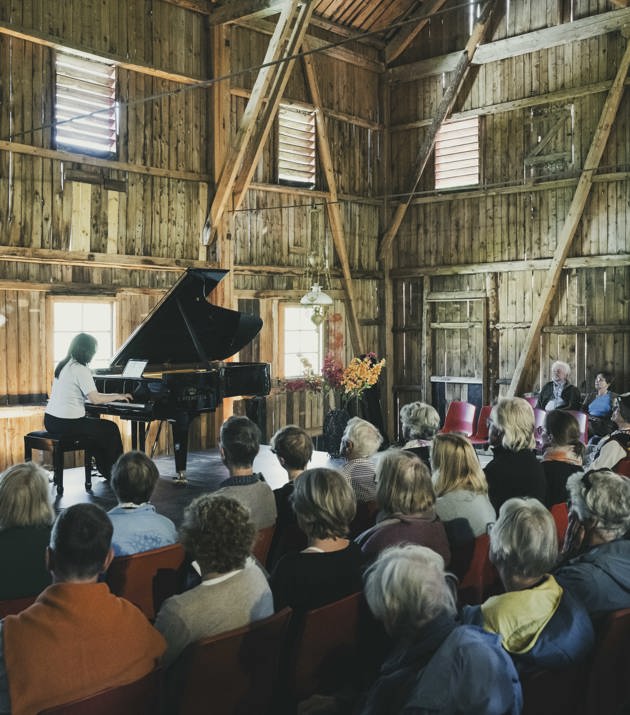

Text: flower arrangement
xmin=340 ymin=352 xmax=386 ymax=401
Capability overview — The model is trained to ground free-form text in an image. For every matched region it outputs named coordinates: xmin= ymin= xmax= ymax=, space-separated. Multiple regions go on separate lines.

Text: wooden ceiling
xmin=313 ymin=0 xmax=422 ymax=35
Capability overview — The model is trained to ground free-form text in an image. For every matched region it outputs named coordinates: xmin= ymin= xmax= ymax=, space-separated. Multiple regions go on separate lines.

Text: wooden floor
xmin=52 ymin=445 xmax=342 ymax=527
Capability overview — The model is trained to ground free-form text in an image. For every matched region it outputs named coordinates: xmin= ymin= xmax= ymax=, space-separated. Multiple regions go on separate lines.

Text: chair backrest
xmin=522 ymin=395 xmax=538 ymax=409
xmin=614 ymin=457 xmax=630 ymax=478
xmin=520 ymin=663 xmax=587 ymax=715
xmin=469 ymin=405 xmax=493 ymax=444
xmin=348 ymin=500 xmax=379 ymax=539
xmin=534 ymin=408 xmax=547 ymax=451
xmin=37 ymin=668 xmax=161 ymax=715
xmin=286 ymin=592 xmax=364 ymax=703
xmin=457 ymin=533 xmax=502 ymax=606
xmin=550 ymin=502 xmax=569 ymax=545
xmin=251 ymin=524 xmax=276 ymax=567
xmin=441 ymin=401 xmax=476 ymax=437
xmin=105 ymin=543 xmax=186 ymax=620
xmin=568 ymin=410 xmax=588 ymax=445
xmin=175 ymin=608 xmax=293 ymax=715
xmin=0 ymin=595 xmax=37 ymax=619
xmin=585 ymin=608 xmax=630 ymax=715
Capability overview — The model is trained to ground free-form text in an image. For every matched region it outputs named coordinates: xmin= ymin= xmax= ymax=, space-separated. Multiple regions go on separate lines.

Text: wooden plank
xmin=207 ymin=0 xmax=288 ymax=25
xmin=508 ymin=37 xmax=630 ymax=397
xmin=385 ymin=0 xmax=449 ymax=65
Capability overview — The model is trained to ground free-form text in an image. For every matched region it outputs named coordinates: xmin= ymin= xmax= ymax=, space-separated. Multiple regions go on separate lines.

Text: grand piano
xmin=88 ymin=268 xmax=270 ymax=482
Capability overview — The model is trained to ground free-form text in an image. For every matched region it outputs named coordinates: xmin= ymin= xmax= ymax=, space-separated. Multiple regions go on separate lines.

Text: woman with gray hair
xmin=355 ymin=449 xmax=450 ymax=566
xmin=358 ymin=544 xmax=522 ymax=715
xmin=399 ymin=401 xmax=440 ymax=467
xmin=484 ymin=397 xmax=547 ymax=512
xmin=461 ymin=497 xmax=594 ymax=671
xmin=555 ymin=469 xmax=630 ymax=621
xmin=270 ymin=468 xmax=363 ymax=611
xmin=0 ymin=462 xmax=55 ymax=599
xmin=341 ymin=417 xmax=384 ymax=502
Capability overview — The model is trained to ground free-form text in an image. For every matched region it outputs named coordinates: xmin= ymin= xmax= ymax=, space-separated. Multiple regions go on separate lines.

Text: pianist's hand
xmin=116 ymin=393 xmax=134 ymax=402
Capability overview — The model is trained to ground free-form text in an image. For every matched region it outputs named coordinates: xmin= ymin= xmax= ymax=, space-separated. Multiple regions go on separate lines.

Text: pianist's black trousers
xmin=44 ymin=414 xmax=124 ymax=480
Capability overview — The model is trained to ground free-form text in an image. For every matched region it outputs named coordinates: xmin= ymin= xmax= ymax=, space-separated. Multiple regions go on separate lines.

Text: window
xmin=434 ymin=116 xmax=479 ymax=190
xmin=282 ymin=305 xmax=323 ymax=377
xmin=278 ymin=105 xmax=316 ymax=188
xmin=55 ymin=50 xmax=117 ymax=156
xmin=52 ymin=300 xmax=115 ymax=371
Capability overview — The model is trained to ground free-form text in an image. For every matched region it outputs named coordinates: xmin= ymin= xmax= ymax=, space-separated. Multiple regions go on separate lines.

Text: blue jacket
xmin=358 ymin=613 xmax=522 ymax=715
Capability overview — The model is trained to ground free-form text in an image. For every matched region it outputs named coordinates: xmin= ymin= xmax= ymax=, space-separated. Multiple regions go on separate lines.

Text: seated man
xmin=108 ymin=451 xmax=177 ymax=556
xmin=536 ymin=360 xmax=582 ymax=412
xmin=555 ymin=469 xmax=630 ymax=623
xmin=268 ymin=425 xmax=313 ymax=567
xmin=154 ymin=494 xmax=273 ymax=667
xmin=341 ymin=417 xmax=383 ymax=502
xmin=0 ymin=504 xmax=165 ymax=715
xmin=214 ymin=416 xmax=276 ymax=531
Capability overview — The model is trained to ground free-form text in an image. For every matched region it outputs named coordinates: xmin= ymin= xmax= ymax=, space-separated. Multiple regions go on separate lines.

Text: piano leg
xmin=170 ymin=414 xmax=190 ymax=484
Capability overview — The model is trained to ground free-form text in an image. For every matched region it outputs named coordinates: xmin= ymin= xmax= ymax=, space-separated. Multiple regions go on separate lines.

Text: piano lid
xmin=108 ymin=268 xmax=263 ymax=368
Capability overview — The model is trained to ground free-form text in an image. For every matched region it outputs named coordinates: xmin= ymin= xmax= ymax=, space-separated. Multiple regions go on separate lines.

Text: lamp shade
xmin=300 ymin=284 xmax=333 ymax=306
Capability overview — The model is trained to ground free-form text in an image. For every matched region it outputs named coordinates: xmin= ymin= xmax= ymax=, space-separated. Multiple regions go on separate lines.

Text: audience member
xmin=155 ymin=494 xmax=272 ymax=667
xmin=586 ymin=394 xmax=630 ymax=471
xmin=270 ymin=468 xmax=363 ymax=611
xmin=0 ymin=463 xmax=54 ymax=600
xmin=541 ymin=410 xmax=584 ymax=507
xmin=107 ymin=451 xmax=177 ymax=556
xmin=484 ymin=397 xmax=547 ymax=512
xmin=431 ymin=433 xmax=496 ymax=537
xmin=582 ymin=370 xmax=615 ymax=438
xmin=399 ymin=401 xmax=440 ymax=467
xmin=536 ymin=360 xmax=581 ymax=412
xmin=358 ymin=545 xmax=522 ymax=715
xmin=214 ymin=415 xmax=276 ymax=530
xmin=356 ymin=450 xmax=450 ymax=566
xmin=268 ymin=425 xmax=313 ymax=567
xmin=555 ymin=469 xmax=630 ymax=622
xmin=340 ymin=417 xmax=383 ymax=502
xmin=461 ymin=498 xmax=594 ymax=672
xmin=0 ymin=503 xmax=165 ymax=715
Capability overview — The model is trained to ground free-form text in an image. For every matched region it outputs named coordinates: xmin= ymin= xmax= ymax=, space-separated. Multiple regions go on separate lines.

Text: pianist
xmin=44 ymin=333 xmax=132 ymax=480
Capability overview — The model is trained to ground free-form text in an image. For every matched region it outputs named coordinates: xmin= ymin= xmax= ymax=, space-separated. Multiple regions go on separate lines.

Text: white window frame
xmin=435 ymin=116 xmax=480 ymax=190
xmin=280 ymin=304 xmax=324 ymax=378
xmin=54 ymin=49 xmax=117 ymax=157
xmin=278 ymin=105 xmax=316 ymax=188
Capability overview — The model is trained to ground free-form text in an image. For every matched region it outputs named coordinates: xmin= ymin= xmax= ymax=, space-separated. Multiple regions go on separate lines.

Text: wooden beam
xmin=208 ymin=0 xmax=288 ymax=24
xmin=388 ymin=6 xmax=630 ymax=82
xmin=508 ymin=38 xmax=630 ymax=398
xmin=232 ymin=0 xmax=316 ymax=208
xmin=378 ymin=0 xmax=497 ymax=262
xmin=302 ymin=40 xmax=365 ymax=355
xmin=385 ymin=0 xmax=449 ymax=64
xmin=205 ymin=0 xmax=303 ymax=243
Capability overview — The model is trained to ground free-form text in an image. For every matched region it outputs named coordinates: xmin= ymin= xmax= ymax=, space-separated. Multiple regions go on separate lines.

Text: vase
xmin=322 ymin=408 xmax=350 ymax=458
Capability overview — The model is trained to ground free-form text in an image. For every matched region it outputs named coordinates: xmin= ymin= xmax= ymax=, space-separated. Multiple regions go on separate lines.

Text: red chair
xmin=585 ymin=608 xmax=630 ymax=715
xmin=568 ymin=410 xmax=588 ymax=445
xmin=550 ymin=502 xmax=569 ymax=546
xmin=440 ymin=401 xmax=476 ymax=437
xmin=457 ymin=534 xmax=502 ymax=606
xmin=534 ymin=408 xmax=547 ymax=452
xmin=614 ymin=457 xmax=630 ymax=478
xmin=37 ymin=668 xmax=161 ymax=715
xmin=174 ymin=608 xmax=293 ymax=715
xmin=252 ymin=524 xmax=276 ymax=567
xmin=522 ymin=395 xmax=539 ymax=409
xmin=105 ymin=543 xmax=186 ymax=620
xmin=0 ymin=595 xmax=37 ymax=618
xmin=469 ymin=405 xmax=493 ymax=446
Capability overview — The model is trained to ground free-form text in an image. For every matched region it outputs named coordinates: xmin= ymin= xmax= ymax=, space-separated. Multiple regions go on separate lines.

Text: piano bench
xmin=24 ymin=431 xmax=93 ymax=497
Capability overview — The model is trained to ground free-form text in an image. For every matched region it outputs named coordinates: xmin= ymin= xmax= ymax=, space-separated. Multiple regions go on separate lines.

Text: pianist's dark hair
xmin=220 ymin=416 xmax=261 ymax=469
xmin=54 ymin=332 xmax=98 ymax=378
xmin=49 ymin=503 xmax=113 ymax=581
xmin=111 ymin=451 xmax=160 ymax=504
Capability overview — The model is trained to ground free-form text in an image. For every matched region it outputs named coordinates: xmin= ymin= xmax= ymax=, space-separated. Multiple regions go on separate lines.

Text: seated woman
xmin=484 ymin=397 xmax=547 ymax=512
xmin=154 ymin=494 xmax=273 ymax=667
xmin=355 ymin=450 xmax=450 ymax=567
xmin=555 ymin=469 xmax=630 ymax=623
xmin=0 ymin=463 xmax=55 ymax=600
xmin=341 ymin=417 xmax=383 ymax=502
xmin=582 ymin=370 xmax=615 ymax=439
xmin=541 ymin=410 xmax=584 ymax=507
xmin=399 ymin=401 xmax=440 ymax=468
xmin=461 ymin=498 xmax=594 ymax=672
xmin=270 ymin=468 xmax=363 ymax=612
xmin=431 ymin=433 xmax=496 ymax=537
xmin=358 ymin=545 xmax=522 ymax=715
xmin=107 ymin=451 xmax=177 ymax=556
xmin=44 ymin=333 xmax=132 ymax=480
